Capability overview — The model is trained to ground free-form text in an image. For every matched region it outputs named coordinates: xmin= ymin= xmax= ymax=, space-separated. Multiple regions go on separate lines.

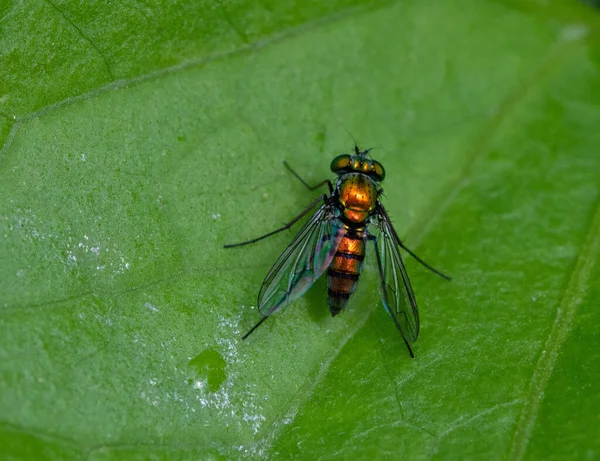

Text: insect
xmin=224 ymin=145 xmax=450 ymax=357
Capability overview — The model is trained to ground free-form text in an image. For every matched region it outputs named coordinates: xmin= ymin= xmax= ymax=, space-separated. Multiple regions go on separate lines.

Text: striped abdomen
xmin=327 ymin=231 xmax=367 ymax=315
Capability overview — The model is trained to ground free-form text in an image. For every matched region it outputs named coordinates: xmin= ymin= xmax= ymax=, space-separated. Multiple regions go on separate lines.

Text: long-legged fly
xmin=224 ymin=145 xmax=450 ymax=357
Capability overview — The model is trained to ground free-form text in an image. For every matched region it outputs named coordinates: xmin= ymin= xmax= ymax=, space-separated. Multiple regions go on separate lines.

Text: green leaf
xmin=1 ymin=0 xmax=599 ymax=459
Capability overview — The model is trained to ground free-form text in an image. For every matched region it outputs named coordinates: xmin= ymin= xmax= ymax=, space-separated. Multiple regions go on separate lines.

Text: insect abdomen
xmin=327 ymin=232 xmax=366 ymax=316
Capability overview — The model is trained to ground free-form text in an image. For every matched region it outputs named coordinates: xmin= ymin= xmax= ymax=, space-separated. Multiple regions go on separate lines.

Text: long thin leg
xmin=378 ymin=205 xmax=452 ymax=281
xmin=369 ymin=235 xmax=415 ymax=359
xmin=224 ymin=194 xmax=328 ymax=248
xmin=283 ymin=161 xmax=333 ymax=194
xmin=242 ymin=316 xmax=269 ymax=340
xmin=399 ymin=242 xmax=451 ymax=281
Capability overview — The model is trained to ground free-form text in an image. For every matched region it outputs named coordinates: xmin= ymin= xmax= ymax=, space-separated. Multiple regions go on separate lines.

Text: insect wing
xmin=374 ymin=213 xmax=419 ymax=343
xmin=258 ymin=201 xmax=343 ymax=316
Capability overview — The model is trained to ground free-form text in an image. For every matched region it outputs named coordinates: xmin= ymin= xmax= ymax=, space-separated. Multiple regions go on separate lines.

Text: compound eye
xmin=330 ymin=154 xmax=351 ymax=173
xmin=372 ymin=161 xmax=386 ymax=181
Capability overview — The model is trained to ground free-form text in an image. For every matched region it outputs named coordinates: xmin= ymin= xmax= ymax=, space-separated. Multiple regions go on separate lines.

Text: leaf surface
xmin=1 ymin=0 xmax=599 ymax=459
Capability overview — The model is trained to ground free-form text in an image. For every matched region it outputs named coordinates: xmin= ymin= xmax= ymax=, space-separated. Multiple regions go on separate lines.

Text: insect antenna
xmin=363 ymin=146 xmax=384 ymax=159
xmin=241 ymin=316 xmax=270 ymax=340
xmin=338 ymin=125 xmax=361 ymax=155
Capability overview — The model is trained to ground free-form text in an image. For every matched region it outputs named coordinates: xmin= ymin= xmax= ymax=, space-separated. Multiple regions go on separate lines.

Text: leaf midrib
xmin=507 ymin=191 xmax=600 ymax=460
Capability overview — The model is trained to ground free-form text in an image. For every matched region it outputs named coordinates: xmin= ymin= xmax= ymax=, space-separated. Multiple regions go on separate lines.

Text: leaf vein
xmin=0 ymin=421 xmax=81 ymax=450
xmin=41 ymin=0 xmax=115 ymax=80
xmin=14 ymin=0 xmax=397 ymax=124
xmin=508 ymin=191 xmax=600 ymax=460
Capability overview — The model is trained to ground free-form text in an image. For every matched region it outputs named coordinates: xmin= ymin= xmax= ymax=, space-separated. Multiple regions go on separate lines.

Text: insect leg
xmin=283 ymin=161 xmax=333 ymax=194
xmin=378 ymin=205 xmax=451 ymax=281
xmin=369 ymin=234 xmax=415 ymax=359
xmin=242 ymin=316 xmax=269 ymax=340
xmin=224 ymin=194 xmax=328 ymax=248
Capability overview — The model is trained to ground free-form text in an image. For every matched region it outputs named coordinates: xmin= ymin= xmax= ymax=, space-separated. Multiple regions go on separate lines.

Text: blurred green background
xmin=1 ymin=0 xmax=599 ymax=459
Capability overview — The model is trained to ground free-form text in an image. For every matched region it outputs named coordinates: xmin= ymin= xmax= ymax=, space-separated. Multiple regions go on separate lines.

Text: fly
xmin=224 ymin=145 xmax=450 ymax=357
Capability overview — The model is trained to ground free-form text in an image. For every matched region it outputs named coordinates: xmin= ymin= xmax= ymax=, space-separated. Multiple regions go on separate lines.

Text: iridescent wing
xmin=372 ymin=206 xmax=419 ymax=349
xmin=258 ymin=199 xmax=344 ymax=316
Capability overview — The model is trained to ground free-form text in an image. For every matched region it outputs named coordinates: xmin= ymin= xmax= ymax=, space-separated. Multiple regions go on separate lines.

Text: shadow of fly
xmin=224 ymin=145 xmax=450 ymax=358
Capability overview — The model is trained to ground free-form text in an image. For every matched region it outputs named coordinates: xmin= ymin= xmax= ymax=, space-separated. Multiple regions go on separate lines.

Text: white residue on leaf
xmin=186 ymin=309 xmax=267 ymax=436
xmin=196 ymin=383 xmax=232 ymax=412
xmin=216 ymin=313 xmax=241 ymax=363
xmin=233 ymin=444 xmax=266 ymax=458
xmin=282 ymin=411 xmax=297 ymax=425
xmin=144 ymin=302 xmax=159 ymax=313
xmin=6 ymin=208 xmax=131 ymax=277
xmin=133 ymin=306 xmax=268 ymax=452
xmin=66 ymin=252 xmax=77 ymax=263
xmin=212 ymin=212 xmax=221 ymax=220
xmin=7 ymin=208 xmax=45 ymax=242
xmin=65 ymin=233 xmax=131 ymax=276
xmin=242 ymin=413 xmax=267 ymax=432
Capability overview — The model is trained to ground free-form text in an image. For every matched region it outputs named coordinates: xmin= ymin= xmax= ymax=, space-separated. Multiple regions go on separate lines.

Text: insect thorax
xmin=335 ymin=173 xmax=378 ymax=225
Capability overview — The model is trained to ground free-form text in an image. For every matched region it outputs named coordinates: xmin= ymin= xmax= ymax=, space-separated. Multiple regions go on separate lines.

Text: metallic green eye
xmin=330 ymin=154 xmax=351 ymax=173
xmin=372 ymin=161 xmax=385 ymax=181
